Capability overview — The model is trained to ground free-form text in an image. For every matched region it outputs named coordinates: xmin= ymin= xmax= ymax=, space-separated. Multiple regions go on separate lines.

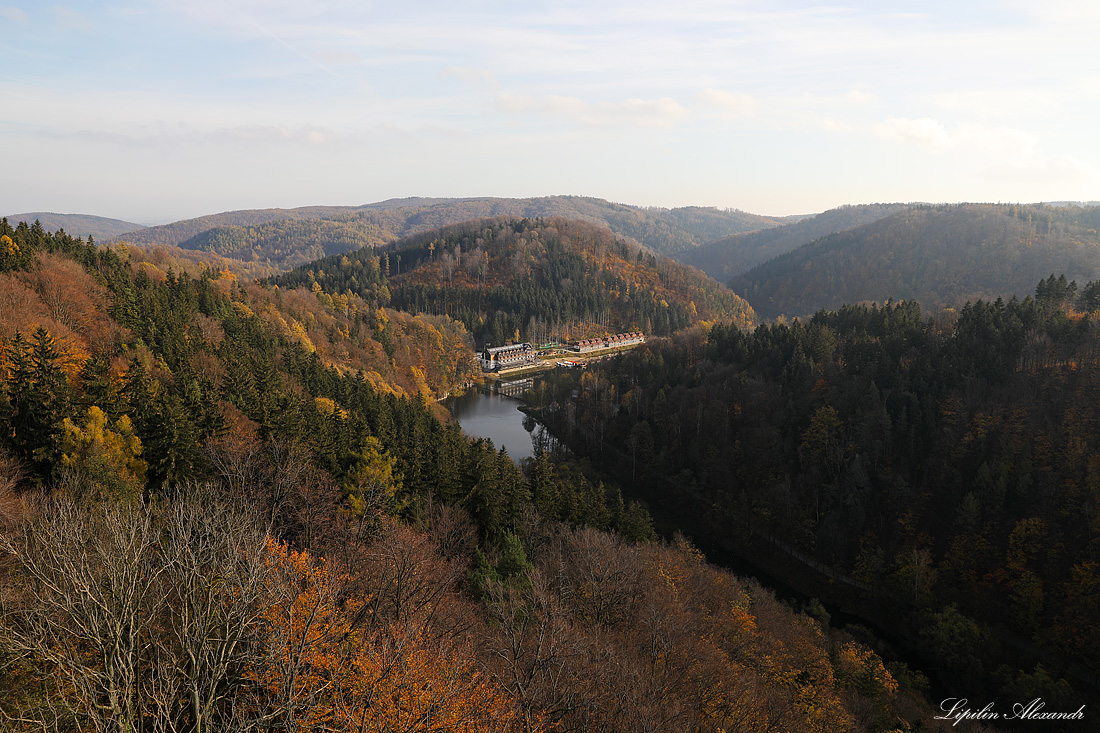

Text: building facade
xmin=480 ymin=343 xmax=536 ymax=372
xmin=572 ymin=332 xmax=645 ymax=353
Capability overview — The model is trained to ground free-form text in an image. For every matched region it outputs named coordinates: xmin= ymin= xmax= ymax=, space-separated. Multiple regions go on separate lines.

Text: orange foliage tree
xmin=250 ymin=538 xmax=527 ymax=732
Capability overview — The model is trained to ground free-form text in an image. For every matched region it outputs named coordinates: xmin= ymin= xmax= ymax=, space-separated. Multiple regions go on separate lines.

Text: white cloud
xmin=1070 ymin=75 xmax=1100 ymax=97
xmin=873 ymin=117 xmax=950 ymax=148
xmin=207 ymin=124 xmax=333 ymax=146
xmin=925 ymin=90 xmax=1061 ymax=119
xmin=872 ymin=116 xmax=1095 ymax=187
xmin=953 ymin=124 xmax=1037 ymax=157
xmin=496 ymin=92 xmax=689 ymax=128
xmin=845 ymin=90 xmax=876 ymax=104
xmin=1006 ymin=0 xmax=1100 ymax=25
xmin=441 ymin=67 xmax=500 ymax=91
xmin=50 ymin=6 xmax=91 ymax=31
xmin=819 ymin=117 xmax=852 ymax=132
xmin=875 ymin=118 xmax=1043 ymax=158
xmin=1 ymin=6 xmax=26 ymax=22
xmin=960 ymin=126 xmax=1095 ymax=184
xmin=696 ymin=89 xmax=758 ymax=118
xmin=981 ymin=154 xmax=1094 ymax=184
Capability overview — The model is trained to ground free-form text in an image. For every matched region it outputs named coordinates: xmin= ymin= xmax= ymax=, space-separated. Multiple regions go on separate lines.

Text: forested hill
xmin=732 ymin=203 xmax=1100 ymax=318
xmin=678 ymin=203 xmax=907 ymax=281
xmin=0 ymin=222 xmax=955 ymax=731
xmin=4 ymin=212 xmax=144 ymax=241
xmin=175 ymin=215 xmax=391 ymax=272
xmin=539 ymin=290 xmax=1100 ymax=710
xmin=269 ymin=217 xmax=756 ymax=345
xmin=112 ymin=196 xmax=781 ymax=271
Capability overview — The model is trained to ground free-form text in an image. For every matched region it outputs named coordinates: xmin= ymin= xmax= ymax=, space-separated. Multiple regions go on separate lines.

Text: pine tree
xmin=78 ymin=356 xmax=124 ymax=417
xmin=527 ymin=449 xmax=560 ymax=519
xmin=6 ymin=329 xmax=74 ymax=480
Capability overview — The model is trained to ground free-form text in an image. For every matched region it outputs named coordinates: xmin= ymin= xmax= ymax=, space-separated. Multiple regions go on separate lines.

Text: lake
xmin=445 ymin=378 xmax=544 ymax=462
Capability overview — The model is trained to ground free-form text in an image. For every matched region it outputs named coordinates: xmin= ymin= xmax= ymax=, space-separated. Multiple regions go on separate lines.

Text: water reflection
xmin=445 ymin=380 xmax=559 ymax=462
xmin=495 ymin=377 xmax=534 ymax=397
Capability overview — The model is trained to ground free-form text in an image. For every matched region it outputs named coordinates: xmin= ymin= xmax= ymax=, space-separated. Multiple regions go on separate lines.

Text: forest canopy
xmin=532 ymin=283 xmax=1100 ymax=710
xmin=0 ymin=216 xmax=971 ymax=731
xmin=269 ymin=217 xmax=755 ymax=346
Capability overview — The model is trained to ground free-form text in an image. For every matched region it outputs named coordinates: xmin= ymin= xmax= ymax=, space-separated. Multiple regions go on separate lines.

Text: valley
xmin=2 ymin=199 xmax=1097 ymax=730
xmin=8 ymin=1 xmax=1097 ymax=728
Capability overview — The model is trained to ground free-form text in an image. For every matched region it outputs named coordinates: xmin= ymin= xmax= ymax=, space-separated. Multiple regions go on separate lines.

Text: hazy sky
xmin=3 ymin=0 xmax=1099 ymax=223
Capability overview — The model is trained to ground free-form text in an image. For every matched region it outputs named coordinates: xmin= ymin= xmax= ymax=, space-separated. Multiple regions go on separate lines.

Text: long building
xmin=573 ymin=332 xmax=645 ymax=353
xmin=480 ymin=343 xmax=536 ymax=372
xmin=575 ymin=338 xmax=604 ymax=354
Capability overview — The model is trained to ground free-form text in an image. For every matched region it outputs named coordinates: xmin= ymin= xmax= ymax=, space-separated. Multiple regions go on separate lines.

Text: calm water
xmin=445 ymin=382 xmax=541 ymax=462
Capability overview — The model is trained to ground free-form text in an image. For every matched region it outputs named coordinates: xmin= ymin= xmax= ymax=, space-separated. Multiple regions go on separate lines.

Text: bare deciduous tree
xmin=0 ymin=496 xmax=164 ymax=733
xmin=151 ymin=495 xmax=271 ymax=733
xmin=0 ymin=491 xmax=272 ymax=733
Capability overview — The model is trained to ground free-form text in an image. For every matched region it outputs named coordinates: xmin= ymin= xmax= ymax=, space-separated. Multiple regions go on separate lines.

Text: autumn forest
xmin=1 ymin=200 xmax=1097 ymax=731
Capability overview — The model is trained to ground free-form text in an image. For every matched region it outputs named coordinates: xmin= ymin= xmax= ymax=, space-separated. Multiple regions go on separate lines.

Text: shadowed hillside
xmin=733 ymin=203 xmax=1100 ymax=318
xmin=678 ymin=203 xmax=906 ymax=281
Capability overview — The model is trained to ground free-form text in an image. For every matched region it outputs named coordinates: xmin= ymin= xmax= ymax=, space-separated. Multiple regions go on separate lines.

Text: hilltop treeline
xmin=734 ymin=203 xmax=1100 ymax=317
xmin=536 ymin=285 xmax=1100 ymax=708
xmin=270 ymin=217 xmax=755 ymax=346
xmin=115 ymin=196 xmax=780 ymax=274
xmin=2 ymin=212 xmax=143 ymax=241
xmin=178 ymin=215 xmax=391 ymax=270
xmin=679 ymin=203 xmax=906 ymax=281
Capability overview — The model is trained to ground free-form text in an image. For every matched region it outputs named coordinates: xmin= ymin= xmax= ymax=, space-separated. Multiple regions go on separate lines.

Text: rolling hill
xmin=732 ymin=203 xmax=1100 ymax=318
xmin=677 ymin=203 xmax=908 ymax=281
xmin=4 ymin=212 xmax=144 ymax=241
xmin=112 ymin=196 xmax=782 ymax=271
xmin=268 ymin=217 xmax=756 ymax=344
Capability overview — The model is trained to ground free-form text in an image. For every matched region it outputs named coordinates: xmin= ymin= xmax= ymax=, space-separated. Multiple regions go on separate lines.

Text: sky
xmin=2 ymin=0 xmax=1099 ymax=224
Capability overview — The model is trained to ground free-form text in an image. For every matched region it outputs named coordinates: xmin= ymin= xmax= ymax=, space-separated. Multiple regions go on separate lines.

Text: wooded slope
xmin=111 ymin=196 xmax=781 ymax=271
xmin=4 ymin=212 xmax=144 ymax=241
xmin=733 ymin=204 xmax=1100 ymax=318
xmin=538 ymin=291 xmax=1100 ymax=710
xmin=679 ymin=203 xmax=907 ymax=281
xmin=0 ymin=217 xmax=958 ymax=732
xmin=269 ymin=217 xmax=756 ymax=345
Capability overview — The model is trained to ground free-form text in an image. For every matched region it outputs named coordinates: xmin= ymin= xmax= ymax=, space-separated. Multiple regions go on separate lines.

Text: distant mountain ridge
xmin=4 ymin=212 xmax=144 ymax=241
xmin=732 ymin=203 xmax=1100 ymax=318
xmin=112 ymin=196 xmax=782 ymax=271
xmin=676 ymin=203 xmax=908 ymax=281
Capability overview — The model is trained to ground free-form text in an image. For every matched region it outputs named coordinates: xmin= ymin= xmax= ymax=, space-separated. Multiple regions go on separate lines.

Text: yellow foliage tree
xmin=0 ymin=234 xmax=20 ymax=270
xmin=60 ymin=405 xmax=146 ymax=500
xmin=344 ymin=436 xmax=403 ymax=539
xmin=833 ymin=641 xmax=898 ymax=698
